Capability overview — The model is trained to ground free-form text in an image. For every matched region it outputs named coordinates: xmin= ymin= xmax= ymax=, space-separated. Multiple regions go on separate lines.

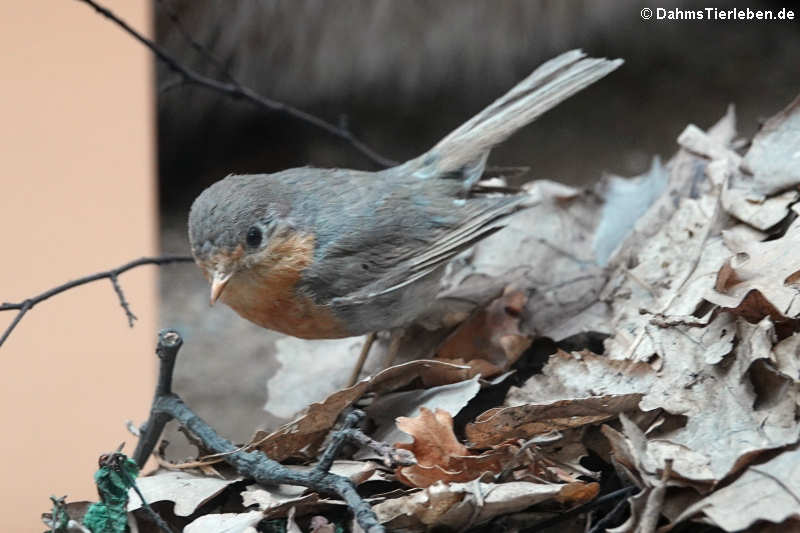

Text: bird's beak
xmin=210 ymin=270 xmax=233 ymax=306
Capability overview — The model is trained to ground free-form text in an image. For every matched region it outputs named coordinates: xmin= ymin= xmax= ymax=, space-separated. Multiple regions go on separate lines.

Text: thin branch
xmin=134 ymin=330 xmax=386 ymax=533
xmin=127 ymin=479 xmax=173 ymax=533
xmin=109 ymin=273 xmax=137 ymax=326
xmin=0 ymin=255 xmax=193 ymax=347
xmin=157 ymin=76 xmax=183 ymax=95
xmin=155 ymin=0 xmax=235 ymax=83
xmin=339 ymin=427 xmax=416 ymax=469
xmin=0 ymin=300 xmax=32 ymax=348
xmin=315 ymin=411 xmax=365 ymax=475
xmin=76 ymin=0 xmax=397 ymax=168
xmin=119 ymin=460 xmax=174 ymax=533
xmin=133 ymin=329 xmax=182 ymax=465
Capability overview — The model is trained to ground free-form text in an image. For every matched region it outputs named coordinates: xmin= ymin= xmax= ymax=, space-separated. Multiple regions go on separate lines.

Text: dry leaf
xmin=394 ymin=407 xmax=517 ymax=487
xmin=463 ymin=349 xmax=654 ymax=447
xmin=678 ymin=123 xmax=740 ymax=164
xmin=605 ymin=105 xmax=732 ymax=273
xmin=241 ymin=487 xmax=319 ymax=516
xmin=592 ymin=109 xmax=744 ymax=370
xmin=466 ymin=394 xmax=642 ymax=448
xmin=721 ymin=188 xmax=797 ymax=231
xmin=555 ymin=481 xmax=600 ymax=504
xmin=706 ymin=217 xmax=800 ymax=323
xmin=252 ymin=359 xmax=472 ymax=461
xmin=602 ymin=415 xmax=714 ymax=487
xmin=722 ymin=224 xmax=768 ymax=252
xmin=397 ymin=408 xmax=468 ymax=460
xmin=240 ymin=461 xmax=379 ymax=518
xmin=266 ymin=336 xmax=366 ymax=418
xmin=741 ymin=94 xmax=800 ymax=196
xmin=373 ymin=480 xmax=593 ymax=530
xmin=127 ymin=469 xmax=242 ymax=516
xmin=395 ymin=447 xmax=517 ymax=488
xmin=434 ymin=357 xmax=504 ymax=379
xmin=183 ymin=511 xmax=263 ymax=533
xmin=674 ymin=446 xmax=800 ymax=531
xmin=773 ymin=332 xmax=800 ymax=381
xmin=436 ymin=289 xmax=532 ymax=373
xmin=505 ymin=349 xmax=656 ymax=406
xmin=604 ymin=194 xmax=726 ymax=365
xmin=365 ymin=376 xmax=481 ymax=447
xmin=633 ymin=314 xmax=800 ymax=481
xmin=266 ymin=331 xmax=469 ymax=420
xmin=286 ymin=507 xmax=302 ymax=533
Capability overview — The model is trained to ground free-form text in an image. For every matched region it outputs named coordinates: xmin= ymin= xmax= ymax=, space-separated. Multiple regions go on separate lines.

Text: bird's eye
xmin=246 ymin=226 xmax=262 ymax=248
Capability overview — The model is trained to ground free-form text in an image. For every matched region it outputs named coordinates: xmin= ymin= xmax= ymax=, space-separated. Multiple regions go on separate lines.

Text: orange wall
xmin=0 ymin=1 xmax=156 ymax=530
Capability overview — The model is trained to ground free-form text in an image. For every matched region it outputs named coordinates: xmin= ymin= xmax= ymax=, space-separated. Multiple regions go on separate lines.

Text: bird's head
xmin=188 ymin=175 xmax=282 ymax=305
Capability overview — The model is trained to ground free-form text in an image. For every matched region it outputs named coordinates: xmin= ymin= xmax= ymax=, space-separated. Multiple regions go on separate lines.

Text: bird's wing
xmin=327 ymin=195 xmax=525 ymax=304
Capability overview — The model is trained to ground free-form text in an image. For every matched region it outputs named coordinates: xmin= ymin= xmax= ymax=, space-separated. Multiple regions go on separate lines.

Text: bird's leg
xmin=347 ymin=331 xmax=377 ymax=387
xmin=382 ymin=328 xmax=404 ymax=370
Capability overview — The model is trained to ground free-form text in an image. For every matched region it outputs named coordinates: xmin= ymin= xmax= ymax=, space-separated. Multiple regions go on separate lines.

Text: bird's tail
xmin=404 ymin=50 xmax=623 ymax=187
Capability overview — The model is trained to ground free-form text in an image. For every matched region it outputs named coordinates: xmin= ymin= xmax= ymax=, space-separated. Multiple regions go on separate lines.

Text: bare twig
xmin=348 ymin=332 xmax=376 ymax=387
xmin=109 ymin=273 xmax=137 ymax=326
xmin=134 ymin=329 xmax=386 ymax=533
xmin=75 ymin=0 xmax=397 ymax=168
xmin=338 ymin=427 xmax=416 ymax=468
xmin=0 ymin=255 xmax=192 ymax=347
xmin=495 ymin=432 xmax=563 ymax=482
xmin=154 ymin=0 xmax=235 ymax=83
xmin=315 ymin=411 xmax=365 ymax=474
xmin=120 ymin=461 xmax=174 ymax=533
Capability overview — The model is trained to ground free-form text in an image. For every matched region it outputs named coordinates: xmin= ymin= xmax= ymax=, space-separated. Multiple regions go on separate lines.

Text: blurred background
xmin=2 ymin=0 xmax=799 ymax=530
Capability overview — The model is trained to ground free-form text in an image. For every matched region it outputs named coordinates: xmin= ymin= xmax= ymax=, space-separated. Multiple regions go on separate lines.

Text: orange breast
xmin=219 ymin=232 xmax=348 ymax=339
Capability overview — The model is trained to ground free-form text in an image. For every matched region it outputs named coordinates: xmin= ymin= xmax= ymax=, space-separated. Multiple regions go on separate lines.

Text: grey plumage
xmin=188 ymin=50 xmax=622 ymax=336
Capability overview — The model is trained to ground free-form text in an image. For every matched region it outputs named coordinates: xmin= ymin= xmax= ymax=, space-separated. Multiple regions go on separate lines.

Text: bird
xmin=188 ymin=50 xmax=622 ymax=384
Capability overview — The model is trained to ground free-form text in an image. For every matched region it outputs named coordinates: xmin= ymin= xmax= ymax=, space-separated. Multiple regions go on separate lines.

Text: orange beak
xmin=209 ymin=271 xmax=232 ymax=306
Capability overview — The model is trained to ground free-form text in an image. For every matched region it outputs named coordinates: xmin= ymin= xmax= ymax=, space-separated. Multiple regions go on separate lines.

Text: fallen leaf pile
xmin=46 ymin=96 xmax=800 ymax=532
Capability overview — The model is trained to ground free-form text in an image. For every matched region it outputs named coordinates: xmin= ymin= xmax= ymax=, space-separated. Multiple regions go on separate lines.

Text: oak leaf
xmin=706 ymin=217 xmax=800 ymax=324
xmin=394 ymin=407 xmax=516 ymax=487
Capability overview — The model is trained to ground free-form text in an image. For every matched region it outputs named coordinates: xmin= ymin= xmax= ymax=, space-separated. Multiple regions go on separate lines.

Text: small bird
xmin=188 ymin=50 xmax=622 ymax=381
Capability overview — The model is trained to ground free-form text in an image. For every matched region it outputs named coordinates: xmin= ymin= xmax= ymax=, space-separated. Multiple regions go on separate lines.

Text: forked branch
xmin=0 ymin=255 xmax=192 ymax=347
xmin=134 ymin=330 xmax=386 ymax=533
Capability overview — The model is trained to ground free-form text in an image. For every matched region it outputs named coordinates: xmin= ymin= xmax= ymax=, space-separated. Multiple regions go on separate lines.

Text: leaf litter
xmin=55 ymin=93 xmax=800 ymax=532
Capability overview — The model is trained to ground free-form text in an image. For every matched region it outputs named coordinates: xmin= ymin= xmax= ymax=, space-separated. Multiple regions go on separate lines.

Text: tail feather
xmin=406 ymin=50 xmax=623 ymax=187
